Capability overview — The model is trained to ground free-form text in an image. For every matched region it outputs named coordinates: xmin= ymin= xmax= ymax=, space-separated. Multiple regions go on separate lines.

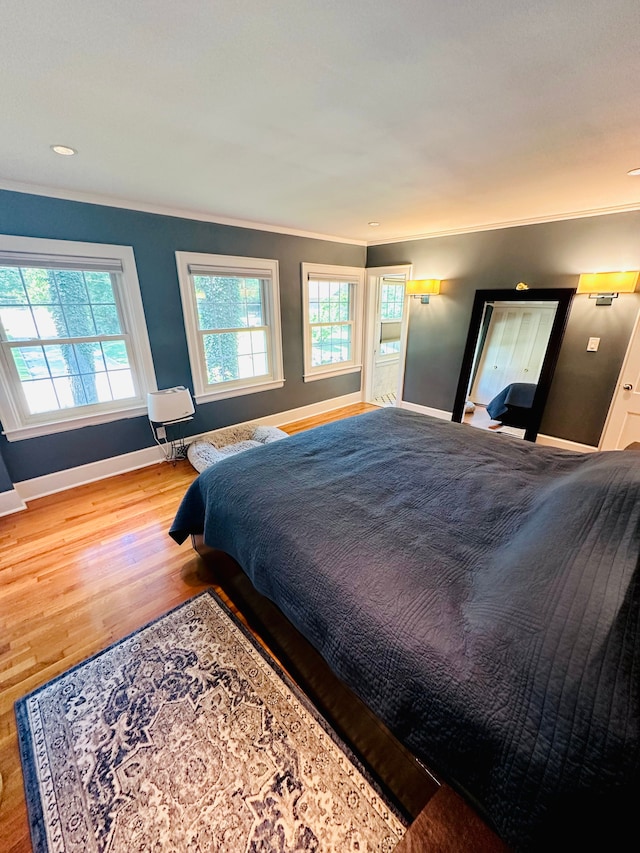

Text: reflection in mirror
xmin=451 ymin=288 xmax=575 ymax=443
xmin=463 ymin=301 xmax=558 ymax=438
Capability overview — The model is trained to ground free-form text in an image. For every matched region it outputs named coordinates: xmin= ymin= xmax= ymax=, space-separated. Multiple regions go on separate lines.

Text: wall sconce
xmin=577 ymin=271 xmax=639 ymax=306
xmin=405 ymin=279 xmax=441 ymax=304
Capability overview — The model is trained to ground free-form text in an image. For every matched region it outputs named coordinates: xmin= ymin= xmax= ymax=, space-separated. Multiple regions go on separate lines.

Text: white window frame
xmin=0 ymin=235 xmax=157 ymax=442
xmin=175 ymin=251 xmax=284 ymax=403
xmin=301 ymin=263 xmax=365 ymax=382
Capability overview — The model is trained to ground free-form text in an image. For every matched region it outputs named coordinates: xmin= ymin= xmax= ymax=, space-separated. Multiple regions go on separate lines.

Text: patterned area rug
xmin=16 ymin=590 xmax=406 ymax=852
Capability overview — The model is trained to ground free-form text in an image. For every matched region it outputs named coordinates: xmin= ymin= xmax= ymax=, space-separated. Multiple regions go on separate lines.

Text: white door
xmin=600 ymin=307 xmax=640 ymax=449
xmin=363 ymin=266 xmax=412 ymax=405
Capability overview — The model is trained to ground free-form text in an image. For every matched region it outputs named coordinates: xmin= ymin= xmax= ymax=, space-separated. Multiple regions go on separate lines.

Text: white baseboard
xmin=398 ymin=400 xmax=453 ymax=420
xmin=535 ymin=434 xmax=598 ymax=453
xmin=253 ymin=392 xmax=363 ymax=427
xmin=15 ymin=445 xmax=165 ymax=503
xmin=0 ymin=488 xmax=27 ymax=517
xmin=10 ymin=392 xmax=363 ymax=509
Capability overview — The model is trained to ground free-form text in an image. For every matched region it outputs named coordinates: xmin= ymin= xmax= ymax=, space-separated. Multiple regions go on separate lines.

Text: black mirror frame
xmin=451 ymin=288 xmax=575 ymax=442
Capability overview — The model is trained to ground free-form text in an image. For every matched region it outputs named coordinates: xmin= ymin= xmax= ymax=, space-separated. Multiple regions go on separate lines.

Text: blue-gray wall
xmin=0 ymin=190 xmax=365 ymax=485
xmin=367 ymin=212 xmax=640 ymax=447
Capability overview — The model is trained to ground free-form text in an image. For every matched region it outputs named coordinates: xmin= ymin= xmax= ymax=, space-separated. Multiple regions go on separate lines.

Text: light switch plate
xmin=587 ymin=337 xmax=600 ymax=352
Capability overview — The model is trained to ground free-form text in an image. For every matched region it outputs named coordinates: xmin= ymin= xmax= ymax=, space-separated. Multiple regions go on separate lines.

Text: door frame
xmin=599 ymin=303 xmax=640 ymax=449
xmin=363 ymin=264 xmax=413 ymax=404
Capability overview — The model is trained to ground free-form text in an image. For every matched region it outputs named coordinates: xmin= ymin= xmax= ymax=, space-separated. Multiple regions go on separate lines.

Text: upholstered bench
xmin=187 ymin=423 xmax=288 ymax=473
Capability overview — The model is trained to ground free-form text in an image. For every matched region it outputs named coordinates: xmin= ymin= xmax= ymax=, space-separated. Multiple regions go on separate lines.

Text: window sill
xmin=303 ymin=364 xmax=362 ymax=383
xmin=195 ymin=378 xmax=285 ymax=404
xmin=2 ymin=404 xmax=149 ymax=442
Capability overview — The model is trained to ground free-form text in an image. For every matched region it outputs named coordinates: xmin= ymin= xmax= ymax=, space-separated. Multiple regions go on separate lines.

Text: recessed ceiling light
xmin=368 ymin=221 xmax=380 ymax=227
xmin=626 ymin=167 xmax=640 ymax=176
xmin=51 ymin=145 xmax=77 ymax=156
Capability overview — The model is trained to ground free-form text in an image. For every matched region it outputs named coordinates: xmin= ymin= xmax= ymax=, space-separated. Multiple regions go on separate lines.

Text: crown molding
xmin=366 ymin=202 xmax=640 ymax=246
xmin=2 ymin=178 xmax=639 ymax=248
xmin=0 ymin=179 xmax=366 ymax=247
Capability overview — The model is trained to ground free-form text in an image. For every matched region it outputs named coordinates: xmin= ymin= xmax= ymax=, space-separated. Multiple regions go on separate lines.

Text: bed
xmin=169 ymin=407 xmax=640 ymax=851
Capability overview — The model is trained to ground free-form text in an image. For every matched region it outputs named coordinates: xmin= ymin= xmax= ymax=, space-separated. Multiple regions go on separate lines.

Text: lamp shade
xmin=577 ymin=271 xmax=639 ymax=294
xmin=405 ymin=279 xmax=441 ymax=296
xmin=147 ymin=386 xmax=195 ymax=424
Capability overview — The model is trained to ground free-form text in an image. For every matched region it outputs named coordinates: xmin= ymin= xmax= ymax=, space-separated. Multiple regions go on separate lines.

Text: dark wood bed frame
xmin=192 ymin=534 xmax=510 ymax=852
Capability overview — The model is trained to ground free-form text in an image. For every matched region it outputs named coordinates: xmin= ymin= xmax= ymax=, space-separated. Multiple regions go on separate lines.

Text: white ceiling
xmin=2 ymin=0 xmax=640 ymax=244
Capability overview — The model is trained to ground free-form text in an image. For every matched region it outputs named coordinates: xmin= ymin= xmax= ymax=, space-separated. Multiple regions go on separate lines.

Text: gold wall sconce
xmin=405 ymin=279 xmax=441 ymax=304
xmin=577 ymin=271 xmax=639 ymax=306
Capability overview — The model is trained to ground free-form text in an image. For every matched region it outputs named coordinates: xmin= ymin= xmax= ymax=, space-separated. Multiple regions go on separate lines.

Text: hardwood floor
xmin=0 ymin=403 xmax=379 ymax=851
xmin=0 ymin=400 xmax=508 ymax=852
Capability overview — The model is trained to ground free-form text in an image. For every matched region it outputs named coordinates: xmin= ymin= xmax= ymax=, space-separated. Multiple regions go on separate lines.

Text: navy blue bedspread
xmin=486 ymin=382 xmax=537 ymax=420
xmin=170 ymin=408 xmax=640 ymax=850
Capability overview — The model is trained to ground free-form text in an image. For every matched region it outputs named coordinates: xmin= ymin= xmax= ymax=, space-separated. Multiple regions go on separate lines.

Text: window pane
xmin=308 ymin=279 xmax=352 ymax=328
xmin=22 ymin=378 xmax=60 ymax=414
xmin=92 ymin=304 xmax=121 ymax=335
xmin=22 ymin=268 xmax=59 ymax=305
xmin=11 ymin=346 xmax=49 ymax=380
xmin=108 ymin=368 xmax=134 ymax=399
xmin=0 ymin=267 xmax=27 ymax=304
xmin=1 ymin=306 xmax=39 ymax=340
xmin=75 ymin=342 xmax=105 ymax=374
xmin=194 ymin=275 xmax=264 ymax=330
xmin=84 ymin=271 xmax=115 ymax=303
xmin=202 ymin=330 xmax=268 ymax=384
xmin=102 ymin=340 xmax=130 ymax=369
xmin=64 ymin=304 xmax=96 ymax=337
xmin=381 ymin=283 xmax=405 ymax=321
xmin=52 ymin=376 xmax=87 ymax=408
xmin=55 ymin=269 xmax=90 ymax=304
xmin=44 ymin=344 xmax=80 ymax=377
xmin=311 ymin=323 xmax=352 ymax=366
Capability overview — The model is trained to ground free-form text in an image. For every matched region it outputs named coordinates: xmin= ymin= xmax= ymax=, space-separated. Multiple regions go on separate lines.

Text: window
xmin=378 ymin=281 xmax=405 ymax=357
xmin=0 ymin=236 xmax=156 ymax=441
xmin=301 ymin=263 xmax=365 ymax=381
xmin=175 ymin=252 xmax=284 ymax=402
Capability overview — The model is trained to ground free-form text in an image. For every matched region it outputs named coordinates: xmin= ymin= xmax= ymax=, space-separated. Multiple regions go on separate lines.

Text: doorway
xmin=364 ymin=266 xmax=412 ymax=407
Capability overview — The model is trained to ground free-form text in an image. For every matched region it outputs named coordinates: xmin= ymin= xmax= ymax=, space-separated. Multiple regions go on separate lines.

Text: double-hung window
xmin=175 ymin=252 xmax=284 ymax=402
xmin=0 ymin=236 xmax=156 ymax=441
xmin=301 ymin=263 xmax=365 ymax=381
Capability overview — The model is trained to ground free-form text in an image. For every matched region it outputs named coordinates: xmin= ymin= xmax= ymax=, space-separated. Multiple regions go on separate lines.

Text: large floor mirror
xmin=452 ymin=288 xmax=575 ymax=441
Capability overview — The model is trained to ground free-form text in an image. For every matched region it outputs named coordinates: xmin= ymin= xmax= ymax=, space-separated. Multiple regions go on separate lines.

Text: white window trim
xmin=175 ymin=252 xmax=284 ymax=403
xmin=0 ymin=235 xmax=157 ymax=442
xmin=301 ymin=263 xmax=365 ymax=382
